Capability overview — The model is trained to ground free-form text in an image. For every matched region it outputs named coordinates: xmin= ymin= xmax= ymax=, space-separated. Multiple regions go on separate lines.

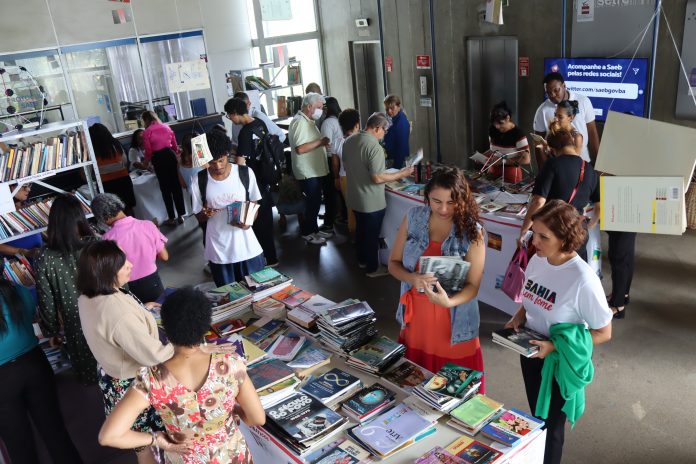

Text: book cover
xmin=300 ymin=368 xmax=361 ymax=402
xmin=227 ymin=201 xmax=244 ymax=224
xmin=283 ymin=289 xmax=314 ymax=308
xmin=191 ymin=133 xmax=213 ymax=167
xmin=419 ymin=256 xmax=471 ymax=295
xmin=481 ymin=408 xmax=544 ymax=447
xmin=323 ymin=301 xmax=375 ymax=326
xmin=250 ymin=267 xmax=282 ymax=283
xmin=352 ymin=402 xmax=435 ymax=456
xmin=492 ymin=327 xmax=547 ymax=356
xmin=271 ymin=284 xmax=302 ymax=301
xmin=288 ymin=346 xmax=331 ymax=370
xmin=343 ymin=383 xmax=396 ymax=417
xmin=306 ymin=437 xmax=371 ymax=464
xmin=211 ymin=318 xmax=246 ymax=337
xmin=383 ymin=358 xmax=434 ymax=394
xmin=300 ymin=294 xmax=337 ymax=314
xmin=266 ymin=392 xmax=346 ymax=443
xmin=450 ymin=394 xmax=503 ymax=427
xmin=247 ymin=358 xmax=295 ymax=390
xmin=423 ymin=363 xmax=483 ymax=400
xmin=241 ymin=338 xmax=266 ymax=365
xmin=245 ymin=318 xmax=285 ymax=343
xmin=445 ymin=436 xmax=502 ymax=464
xmin=349 ymin=336 xmax=403 ymax=367
xmin=416 ymin=446 xmax=467 ymax=464
xmin=268 ymin=334 xmax=305 ymax=361
xmin=257 ymin=375 xmax=300 ymax=398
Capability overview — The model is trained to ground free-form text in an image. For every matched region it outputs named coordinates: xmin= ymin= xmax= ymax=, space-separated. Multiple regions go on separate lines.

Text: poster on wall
xmin=165 ymin=60 xmax=211 ymax=93
xmin=577 ymin=0 xmax=595 ymax=22
xmin=260 ymin=0 xmax=292 ymax=21
xmin=543 ymin=57 xmax=648 ymax=121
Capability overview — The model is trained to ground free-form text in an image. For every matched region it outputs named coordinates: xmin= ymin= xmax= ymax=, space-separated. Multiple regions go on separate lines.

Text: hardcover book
xmin=266 ymin=392 xmax=346 ymax=443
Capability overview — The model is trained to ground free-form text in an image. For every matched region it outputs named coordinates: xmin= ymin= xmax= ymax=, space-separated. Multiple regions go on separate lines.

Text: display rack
xmin=226 ymin=61 xmax=304 ymax=118
xmin=0 ymin=120 xmax=104 ymax=244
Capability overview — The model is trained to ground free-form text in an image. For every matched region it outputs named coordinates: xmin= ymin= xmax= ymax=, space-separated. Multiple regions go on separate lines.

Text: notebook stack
xmin=316 ymin=301 xmax=378 ymax=354
xmin=247 ymin=358 xmax=299 ymax=407
xmin=346 ymin=335 xmax=405 ymax=375
xmin=414 ymin=363 xmax=483 ymax=412
xmin=300 ymin=368 xmax=362 ymax=409
xmin=492 ymin=327 xmax=548 ymax=358
xmin=349 ymin=397 xmax=441 ymax=459
xmin=480 ymin=408 xmax=544 ymax=447
xmin=341 ymin=383 xmax=397 ymax=423
xmin=242 ymin=269 xmax=293 ymax=301
xmin=204 ymin=282 xmax=253 ymax=323
xmin=263 ymin=392 xmax=349 ymax=457
xmin=447 ymin=394 xmax=504 ymax=436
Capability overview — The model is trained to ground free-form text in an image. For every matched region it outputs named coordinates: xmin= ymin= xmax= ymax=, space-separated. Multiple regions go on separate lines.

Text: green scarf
xmin=536 ymin=322 xmax=594 ymax=427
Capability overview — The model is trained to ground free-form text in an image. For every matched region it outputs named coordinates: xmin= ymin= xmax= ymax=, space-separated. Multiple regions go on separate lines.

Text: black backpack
xmin=248 ymin=124 xmax=284 ymax=189
xmin=197 ymin=164 xmax=250 ymax=205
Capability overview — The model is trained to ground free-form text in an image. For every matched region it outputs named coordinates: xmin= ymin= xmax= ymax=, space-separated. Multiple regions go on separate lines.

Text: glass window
xmin=0 ymin=52 xmax=74 ymax=132
xmin=258 ymin=0 xmax=317 ymax=38
xmin=246 ymin=0 xmax=259 ymax=41
xmin=63 ymin=43 xmax=149 ymax=134
xmin=140 ymin=34 xmax=215 ymax=123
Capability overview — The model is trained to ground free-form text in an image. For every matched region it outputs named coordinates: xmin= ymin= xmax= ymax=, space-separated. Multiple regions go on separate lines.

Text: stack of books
xmin=0 ymin=131 xmax=88 ymax=182
xmin=447 ymin=394 xmax=504 ymax=436
xmin=414 ymin=363 xmax=483 ymax=412
xmin=444 ymin=435 xmax=503 ymax=463
xmin=382 ymin=358 xmax=434 ymax=395
xmin=243 ymin=269 xmax=293 ymax=301
xmin=492 ymin=327 xmax=548 ymax=358
xmin=304 ymin=437 xmax=372 ymax=464
xmin=215 ymin=334 xmax=268 ymax=366
xmin=267 ymin=333 xmax=306 ymax=361
xmin=271 ymin=285 xmax=315 ymax=309
xmin=247 ymin=358 xmax=299 ymax=407
xmin=341 ymin=383 xmax=397 ymax=423
xmin=0 ymin=192 xmax=91 ymax=240
xmin=2 ymin=254 xmax=35 ymax=287
xmin=286 ymin=295 xmax=338 ymax=337
xmin=495 ymin=203 xmax=527 ymax=219
xmin=287 ymin=346 xmax=331 ymax=378
xmin=346 ymin=335 xmax=405 ymax=375
xmin=300 ymin=368 xmax=362 ymax=409
xmin=480 ymin=408 xmax=544 ymax=447
xmin=226 ymin=200 xmax=260 ymax=226
xmin=479 ymin=201 xmax=506 ymax=213
xmin=252 ymin=297 xmax=286 ymax=319
xmin=264 ymin=392 xmax=349 ymax=456
xmin=205 ymin=282 xmax=253 ymax=323
xmin=316 ymin=301 xmax=378 ymax=354
xmin=350 ymin=397 xmax=441 ymax=459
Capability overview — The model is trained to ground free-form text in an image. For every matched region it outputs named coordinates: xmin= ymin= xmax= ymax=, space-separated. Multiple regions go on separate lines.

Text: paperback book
xmin=287 ymin=346 xmax=331 ymax=378
xmin=227 ymin=200 xmax=260 ymax=226
xmin=448 ymin=394 xmax=504 ymax=436
xmin=382 ymin=358 xmax=434 ymax=395
xmin=247 ymin=358 xmax=296 ymax=391
xmin=300 ymin=368 xmax=362 ymax=405
xmin=418 ymin=256 xmax=471 ymax=295
xmin=265 ymin=392 xmax=347 ymax=444
xmin=305 ymin=437 xmax=372 ymax=464
xmin=416 ymin=446 xmax=467 ymax=464
xmin=445 ymin=436 xmax=503 ymax=464
xmin=267 ymin=334 xmax=305 ymax=361
xmin=342 ymin=383 xmax=397 ymax=423
xmin=480 ymin=408 xmax=544 ymax=447
xmin=492 ymin=327 xmax=548 ymax=357
xmin=243 ymin=318 xmax=285 ymax=344
xmin=415 ymin=363 xmax=483 ymax=412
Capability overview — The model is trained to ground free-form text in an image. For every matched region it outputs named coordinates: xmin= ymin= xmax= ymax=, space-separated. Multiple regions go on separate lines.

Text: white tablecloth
xmin=381 ymin=189 xmax=602 ymax=316
xmin=130 ymin=171 xmax=192 ymax=223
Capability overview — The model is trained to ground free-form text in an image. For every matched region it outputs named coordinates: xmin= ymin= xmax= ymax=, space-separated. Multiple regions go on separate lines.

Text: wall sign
xmin=416 ymin=55 xmax=431 ymax=70
xmin=260 ymin=0 xmax=292 ymax=21
xmin=166 ymin=60 xmax=211 ymax=93
xmin=385 ymin=56 xmax=393 ymax=73
xmin=577 ymin=0 xmax=595 ymax=22
xmin=518 ymin=57 xmax=529 ymax=77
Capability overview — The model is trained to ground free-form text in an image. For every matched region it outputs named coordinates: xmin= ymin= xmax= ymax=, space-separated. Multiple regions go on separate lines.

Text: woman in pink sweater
xmin=142 ymin=111 xmax=186 ymax=226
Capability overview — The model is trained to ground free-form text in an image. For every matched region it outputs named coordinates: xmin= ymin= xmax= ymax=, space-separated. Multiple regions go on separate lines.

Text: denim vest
xmin=396 ymin=205 xmax=480 ymax=345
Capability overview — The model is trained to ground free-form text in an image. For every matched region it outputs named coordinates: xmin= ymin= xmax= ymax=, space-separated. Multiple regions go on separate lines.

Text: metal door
xmin=350 ymin=41 xmax=385 ymax=124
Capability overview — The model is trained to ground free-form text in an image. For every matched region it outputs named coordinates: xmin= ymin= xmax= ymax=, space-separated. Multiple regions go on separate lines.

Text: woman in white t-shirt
xmin=505 ymin=200 xmax=612 ymax=464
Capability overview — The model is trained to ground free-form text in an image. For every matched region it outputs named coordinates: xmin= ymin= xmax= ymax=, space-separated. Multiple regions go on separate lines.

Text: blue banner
xmin=544 ymin=57 xmax=649 ymax=121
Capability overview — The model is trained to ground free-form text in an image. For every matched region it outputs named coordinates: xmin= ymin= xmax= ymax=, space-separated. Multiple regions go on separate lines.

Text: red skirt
xmin=399 ymin=288 xmax=485 ymax=393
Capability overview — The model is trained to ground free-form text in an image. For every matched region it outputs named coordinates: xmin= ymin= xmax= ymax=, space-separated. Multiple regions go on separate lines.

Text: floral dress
xmin=132 ymin=352 xmax=252 ymax=464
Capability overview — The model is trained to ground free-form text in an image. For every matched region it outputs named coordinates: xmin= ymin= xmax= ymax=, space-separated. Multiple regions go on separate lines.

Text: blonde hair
xmin=383 ymin=94 xmax=401 ymax=107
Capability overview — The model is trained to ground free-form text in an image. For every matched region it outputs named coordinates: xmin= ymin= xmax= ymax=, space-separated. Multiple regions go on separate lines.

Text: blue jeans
xmin=354 ymin=208 xmax=386 ymax=273
xmin=299 ymin=176 xmax=322 ymax=236
xmin=209 ymin=253 xmax=265 ymax=287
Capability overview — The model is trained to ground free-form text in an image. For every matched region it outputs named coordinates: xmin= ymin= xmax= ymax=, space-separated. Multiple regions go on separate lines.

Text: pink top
xmin=143 ymin=122 xmax=178 ymax=161
xmin=102 ymin=216 xmax=167 ymax=281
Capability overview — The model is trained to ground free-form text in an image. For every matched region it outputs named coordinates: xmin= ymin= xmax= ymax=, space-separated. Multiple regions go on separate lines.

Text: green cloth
xmin=289 ymin=111 xmax=329 ymax=180
xmin=342 ymin=131 xmax=387 ymax=213
xmin=536 ymin=322 xmax=594 ymax=427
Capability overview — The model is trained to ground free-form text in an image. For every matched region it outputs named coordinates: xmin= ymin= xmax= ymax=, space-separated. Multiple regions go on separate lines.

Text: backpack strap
xmin=197 ymin=168 xmax=208 ymax=206
xmin=238 ymin=164 xmax=250 ymax=202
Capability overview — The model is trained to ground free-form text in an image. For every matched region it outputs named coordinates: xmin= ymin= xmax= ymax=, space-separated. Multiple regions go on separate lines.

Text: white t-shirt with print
xmin=522 ymin=254 xmax=612 ymax=337
xmin=191 ymin=165 xmax=263 ymax=264
xmin=532 ymin=90 xmax=595 ymax=162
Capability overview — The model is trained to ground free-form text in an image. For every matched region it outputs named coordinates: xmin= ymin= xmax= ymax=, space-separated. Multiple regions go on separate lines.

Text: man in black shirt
xmin=225 ymin=97 xmax=278 ymax=266
xmin=518 ymin=128 xmax=600 ymax=262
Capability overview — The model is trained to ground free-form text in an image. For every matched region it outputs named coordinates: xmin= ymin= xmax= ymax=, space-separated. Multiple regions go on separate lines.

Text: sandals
xmin=611 ymin=306 xmax=626 ymax=319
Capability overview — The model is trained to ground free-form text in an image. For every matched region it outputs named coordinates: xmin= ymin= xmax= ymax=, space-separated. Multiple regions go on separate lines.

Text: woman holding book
xmin=486 ymin=101 xmax=530 ymax=183
xmin=99 ymin=287 xmax=265 ymax=463
xmin=77 ymin=240 xmax=174 ymax=464
xmin=388 ymin=167 xmax=486 ymax=382
xmin=89 ymin=123 xmax=136 ymax=215
xmin=0 ymin=278 xmax=84 ymax=464
xmin=35 ymin=194 xmax=99 ymax=384
xmin=505 ymin=200 xmax=612 ymax=464
xmin=534 ymin=101 xmax=583 ymax=163
xmin=92 ymin=193 xmax=169 ymax=303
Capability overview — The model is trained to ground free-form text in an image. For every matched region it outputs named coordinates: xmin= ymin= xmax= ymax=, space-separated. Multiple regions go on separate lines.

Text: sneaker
xmin=176 ymin=216 xmax=185 ymax=225
xmin=366 ymin=266 xmax=390 ymax=278
xmin=302 ymin=233 xmax=326 ymax=245
xmin=316 ymin=229 xmax=333 ymax=238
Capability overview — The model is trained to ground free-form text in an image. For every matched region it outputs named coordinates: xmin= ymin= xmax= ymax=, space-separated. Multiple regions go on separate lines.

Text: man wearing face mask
xmin=533 ymin=72 xmax=599 ymax=168
xmin=289 ymin=93 xmax=332 ymax=245
xmin=343 ymin=112 xmax=414 ymax=277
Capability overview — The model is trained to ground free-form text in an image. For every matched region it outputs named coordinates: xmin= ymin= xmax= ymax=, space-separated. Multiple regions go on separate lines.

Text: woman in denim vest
xmin=388 ymin=167 xmax=486 ymax=386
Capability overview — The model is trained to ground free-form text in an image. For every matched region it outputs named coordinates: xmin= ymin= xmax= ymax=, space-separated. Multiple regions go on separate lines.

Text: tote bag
xmin=501 ymin=247 xmax=529 ymax=303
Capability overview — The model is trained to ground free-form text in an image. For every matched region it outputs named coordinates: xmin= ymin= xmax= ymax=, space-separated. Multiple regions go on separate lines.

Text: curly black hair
xmin=160 ymin=287 xmax=213 ymax=347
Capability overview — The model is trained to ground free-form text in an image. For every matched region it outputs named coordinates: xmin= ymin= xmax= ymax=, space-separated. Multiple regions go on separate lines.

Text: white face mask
xmin=311 ymin=108 xmax=323 ymax=120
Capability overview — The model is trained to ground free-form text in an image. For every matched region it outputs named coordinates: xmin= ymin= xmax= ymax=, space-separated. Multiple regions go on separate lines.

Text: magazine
xmin=266 ymin=392 xmax=347 ymax=444
xmin=418 ymin=256 xmax=471 ymax=295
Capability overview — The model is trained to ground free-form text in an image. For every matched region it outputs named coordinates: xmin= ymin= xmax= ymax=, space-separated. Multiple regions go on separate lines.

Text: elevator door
xmin=350 ymin=41 xmax=385 ymax=124
xmin=466 ymin=36 xmax=518 ymax=153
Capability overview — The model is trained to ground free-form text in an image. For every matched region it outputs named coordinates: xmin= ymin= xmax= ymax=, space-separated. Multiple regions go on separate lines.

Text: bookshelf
xmin=0 ymin=120 xmax=104 ymax=244
xmin=226 ymin=61 xmax=304 ymax=118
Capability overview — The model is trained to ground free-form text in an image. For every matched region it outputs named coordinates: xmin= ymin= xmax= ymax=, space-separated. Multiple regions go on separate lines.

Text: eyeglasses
xmin=222 ymin=113 xmax=232 ymax=121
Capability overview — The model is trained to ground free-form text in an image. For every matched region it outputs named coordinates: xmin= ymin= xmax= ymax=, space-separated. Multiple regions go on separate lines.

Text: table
xmin=130 ymin=171 xmax=192 ymax=223
xmin=240 ymin=353 xmax=546 ymax=464
xmin=381 ymin=188 xmax=602 ymax=316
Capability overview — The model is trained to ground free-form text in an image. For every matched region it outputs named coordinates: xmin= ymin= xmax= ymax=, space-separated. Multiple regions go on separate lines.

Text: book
xmin=266 ymin=392 xmax=347 ymax=444
xmin=211 ymin=318 xmax=246 ymax=337
xmin=282 ymin=289 xmax=314 ymax=309
xmin=416 ymin=446 xmax=467 ymax=464
xmin=342 ymin=383 xmax=396 ymax=422
xmin=247 ymin=358 xmax=296 ymax=391
xmin=382 ymin=358 xmax=434 ymax=394
xmin=267 ymin=334 xmax=306 ymax=361
xmin=347 ymin=336 xmax=405 ymax=374
xmin=244 ymin=318 xmax=285 ymax=344
xmin=301 ymin=368 xmax=362 ymax=405
xmin=299 ymin=294 xmax=337 ymax=314
xmin=492 ymin=327 xmax=548 ymax=357
xmin=495 ymin=203 xmax=527 ymax=218
xmin=191 ymin=133 xmax=213 ymax=167
xmin=448 ymin=394 xmax=504 ymax=436
xmin=252 ymin=297 xmax=286 ymax=319
xmin=287 ymin=307 xmax=318 ymax=328
xmin=479 ymin=201 xmax=506 ymax=213
xmin=241 ymin=337 xmax=267 ymax=365
xmin=418 ymin=256 xmax=471 ymax=296
xmin=287 ymin=346 xmax=331 ymax=378
xmin=528 ymin=132 xmax=546 ymax=145
xmin=405 ymin=148 xmax=424 ymax=167
xmin=250 ymin=267 xmax=282 ymax=283
xmin=445 ymin=436 xmax=503 ymax=464
xmin=423 ymin=363 xmax=483 ymax=400
xmin=257 ymin=375 xmax=301 ymax=408
xmin=305 ymin=437 xmax=371 ymax=464
xmin=480 ymin=408 xmax=544 ymax=447
xmin=227 ymin=200 xmax=260 ymax=226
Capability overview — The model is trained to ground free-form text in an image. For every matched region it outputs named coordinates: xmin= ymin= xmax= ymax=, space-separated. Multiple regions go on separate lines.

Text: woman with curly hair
xmin=505 ymin=200 xmax=612 ymax=464
xmin=388 ymin=167 xmax=486 ymax=378
xmin=99 ymin=287 xmax=265 ymax=463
